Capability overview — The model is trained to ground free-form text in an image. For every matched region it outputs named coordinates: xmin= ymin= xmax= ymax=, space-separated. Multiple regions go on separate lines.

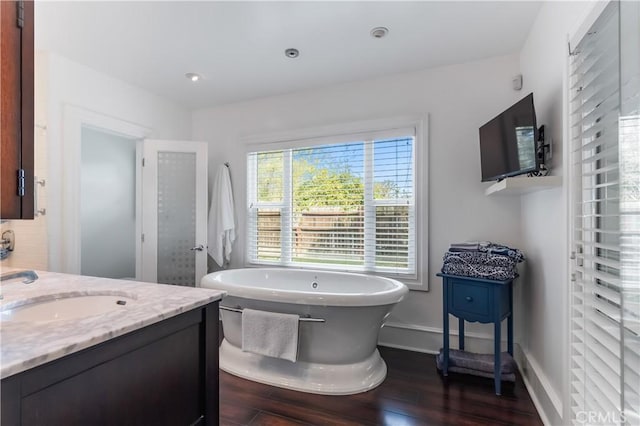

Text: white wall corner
xmin=514 ymin=345 xmax=564 ymax=426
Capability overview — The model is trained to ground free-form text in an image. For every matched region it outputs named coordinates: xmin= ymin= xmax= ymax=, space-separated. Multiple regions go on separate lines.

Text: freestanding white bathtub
xmin=200 ymin=268 xmax=408 ymax=395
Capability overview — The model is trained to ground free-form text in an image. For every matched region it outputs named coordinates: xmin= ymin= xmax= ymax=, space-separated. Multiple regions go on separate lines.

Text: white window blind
xmin=247 ymin=132 xmax=416 ymax=276
xmin=619 ymin=1 xmax=640 ymax=422
xmin=570 ymin=2 xmax=639 ymax=424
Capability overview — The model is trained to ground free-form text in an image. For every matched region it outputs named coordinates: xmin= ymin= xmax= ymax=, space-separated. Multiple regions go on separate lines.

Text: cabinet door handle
xmin=465 ymin=296 xmax=473 ymax=302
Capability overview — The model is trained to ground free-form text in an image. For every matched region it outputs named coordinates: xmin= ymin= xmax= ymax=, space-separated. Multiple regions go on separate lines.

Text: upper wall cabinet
xmin=1 ymin=1 xmax=34 ymax=220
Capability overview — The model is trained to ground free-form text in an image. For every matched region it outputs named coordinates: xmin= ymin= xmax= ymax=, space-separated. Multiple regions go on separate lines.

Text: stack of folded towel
xmin=441 ymin=241 xmax=524 ymax=280
xmin=436 ymin=348 xmax=516 ymax=382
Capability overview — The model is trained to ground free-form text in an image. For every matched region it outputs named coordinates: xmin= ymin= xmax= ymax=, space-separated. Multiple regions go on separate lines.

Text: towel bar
xmin=219 ymin=305 xmax=325 ymax=323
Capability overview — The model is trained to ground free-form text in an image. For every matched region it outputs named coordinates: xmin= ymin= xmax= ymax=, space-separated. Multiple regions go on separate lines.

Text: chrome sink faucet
xmin=0 ymin=270 xmax=38 ymax=284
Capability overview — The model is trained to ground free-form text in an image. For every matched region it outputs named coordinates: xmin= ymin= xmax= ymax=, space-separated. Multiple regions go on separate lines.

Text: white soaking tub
xmin=201 ymin=268 xmax=408 ymax=395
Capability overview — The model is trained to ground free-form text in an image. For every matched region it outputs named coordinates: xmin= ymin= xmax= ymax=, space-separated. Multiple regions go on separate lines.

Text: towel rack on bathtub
xmin=219 ymin=305 xmax=326 ymax=323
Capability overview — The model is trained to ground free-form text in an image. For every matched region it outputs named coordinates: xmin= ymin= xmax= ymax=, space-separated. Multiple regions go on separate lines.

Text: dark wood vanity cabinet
xmin=1 ymin=0 xmax=34 ymax=219
xmin=1 ymin=303 xmax=220 ymax=426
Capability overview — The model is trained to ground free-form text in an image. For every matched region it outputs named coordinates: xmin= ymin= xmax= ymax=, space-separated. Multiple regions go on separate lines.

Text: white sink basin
xmin=1 ymin=294 xmax=136 ymax=323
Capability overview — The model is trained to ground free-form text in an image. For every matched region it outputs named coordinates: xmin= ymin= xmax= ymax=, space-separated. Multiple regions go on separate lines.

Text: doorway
xmin=80 ymin=127 xmax=137 ymax=279
xmin=61 ymin=106 xmax=208 ymax=287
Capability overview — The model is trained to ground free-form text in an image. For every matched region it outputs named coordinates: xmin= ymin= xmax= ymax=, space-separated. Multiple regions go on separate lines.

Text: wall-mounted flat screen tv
xmin=479 ymin=93 xmax=539 ymax=182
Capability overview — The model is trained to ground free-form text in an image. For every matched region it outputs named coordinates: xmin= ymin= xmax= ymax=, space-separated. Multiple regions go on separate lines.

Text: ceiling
xmin=36 ymin=1 xmax=542 ymax=110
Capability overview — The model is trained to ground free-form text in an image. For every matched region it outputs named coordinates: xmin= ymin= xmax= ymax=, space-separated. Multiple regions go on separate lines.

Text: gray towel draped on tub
xmin=241 ymin=308 xmax=300 ymax=362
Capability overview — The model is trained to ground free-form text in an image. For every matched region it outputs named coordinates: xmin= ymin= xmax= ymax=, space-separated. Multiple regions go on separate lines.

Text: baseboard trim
xmin=516 ymin=358 xmax=553 ymax=426
xmin=383 ymin=320 xmax=498 ymax=339
xmin=379 ymin=321 xmax=559 ymax=425
xmin=380 ymin=320 xmax=509 ymax=353
xmin=377 ymin=341 xmax=438 ymax=355
xmin=514 ymin=346 xmax=563 ymax=426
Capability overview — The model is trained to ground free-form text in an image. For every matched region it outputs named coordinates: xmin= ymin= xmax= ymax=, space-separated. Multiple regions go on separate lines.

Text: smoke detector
xmin=370 ymin=27 xmax=389 ymax=39
xmin=285 ymin=48 xmax=300 ymax=58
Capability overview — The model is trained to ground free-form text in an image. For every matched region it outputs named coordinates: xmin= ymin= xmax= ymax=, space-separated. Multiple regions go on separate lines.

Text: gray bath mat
xmin=436 ymin=348 xmax=516 ymax=382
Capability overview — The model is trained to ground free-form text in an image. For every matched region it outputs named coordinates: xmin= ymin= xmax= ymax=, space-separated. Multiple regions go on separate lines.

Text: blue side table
xmin=437 ymin=273 xmax=515 ymax=395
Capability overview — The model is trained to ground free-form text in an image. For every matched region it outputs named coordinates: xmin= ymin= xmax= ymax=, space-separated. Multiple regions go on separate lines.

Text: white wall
xmin=517 ymin=2 xmax=599 ymax=425
xmin=43 ymin=52 xmax=192 ymax=272
xmin=80 ymin=127 xmax=136 ymax=279
xmin=193 ymin=54 xmax=525 ymax=352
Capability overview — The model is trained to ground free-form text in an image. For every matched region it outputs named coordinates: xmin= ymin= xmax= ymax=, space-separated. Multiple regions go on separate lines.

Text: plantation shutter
xmin=619 ymin=1 xmax=640 ymax=422
xmin=247 ymin=131 xmax=416 ymax=275
xmin=570 ymin=2 xmax=639 ymax=423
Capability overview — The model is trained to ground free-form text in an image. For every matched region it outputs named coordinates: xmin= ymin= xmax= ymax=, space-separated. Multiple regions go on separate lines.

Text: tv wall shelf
xmin=485 ymin=176 xmax=562 ymax=196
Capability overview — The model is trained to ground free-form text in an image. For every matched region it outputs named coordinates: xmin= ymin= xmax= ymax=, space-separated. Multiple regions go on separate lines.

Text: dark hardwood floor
xmin=219 ymin=346 xmax=543 ymax=426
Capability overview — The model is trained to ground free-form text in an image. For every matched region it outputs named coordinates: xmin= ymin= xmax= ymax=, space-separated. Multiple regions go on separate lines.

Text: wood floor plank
xmin=220 ymin=419 xmax=245 ymax=426
xmin=221 ymin=378 xmax=366 ymax=426
xmin=220 ymin=399 xmax=261 ymax=425
xmin=219 ymin=346 xmax=543 ymax=426
xmin=248 ymin=412 xmax=306 ymax=426
xmin=266 ymin=386 xmax=387 ymax=425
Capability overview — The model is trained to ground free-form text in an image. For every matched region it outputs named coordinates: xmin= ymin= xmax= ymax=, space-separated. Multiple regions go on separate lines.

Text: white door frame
xmin=60 ymin=105 xmax=151 ymax=275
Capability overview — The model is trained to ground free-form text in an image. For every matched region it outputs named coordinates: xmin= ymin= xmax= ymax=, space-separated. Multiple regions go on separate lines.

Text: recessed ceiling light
xmin=370 ymin=27 xmax=389 ymax=39
xmin=185 ymin=72 xmax=201 ymax=82
xmin=285 ymin=48 xmax=300 ymax=59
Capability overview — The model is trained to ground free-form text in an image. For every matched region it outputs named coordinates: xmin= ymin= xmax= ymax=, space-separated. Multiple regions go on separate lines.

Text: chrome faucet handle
xmin=0 ymin=270 xmax=38 ymax=284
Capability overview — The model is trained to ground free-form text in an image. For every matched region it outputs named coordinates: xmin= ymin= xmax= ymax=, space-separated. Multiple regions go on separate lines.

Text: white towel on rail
xmin=241 ymin=308 xmax=299 ymax=362
xmin=208 ymin=164 xmax=236 ymax=267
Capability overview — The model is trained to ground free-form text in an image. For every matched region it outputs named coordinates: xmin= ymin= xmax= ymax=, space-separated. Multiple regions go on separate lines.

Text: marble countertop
xmin=0 ymin=270 xmax=225 ymax=379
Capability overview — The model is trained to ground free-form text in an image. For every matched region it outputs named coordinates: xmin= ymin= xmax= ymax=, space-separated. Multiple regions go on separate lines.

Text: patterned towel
xmin=443 ymin=251 xmax=517 ymax=269
xmin=441 ymin=263 xmax=517 ymax=280
xmin=482 ymin=244 xmax=525 ymax=263
xmin=448 ymin=241 xmax=491 ymax=252
xmin=448 ymin=242 xmax=525 ymax=263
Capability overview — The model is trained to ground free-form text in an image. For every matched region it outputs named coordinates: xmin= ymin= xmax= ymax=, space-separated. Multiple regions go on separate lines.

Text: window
xmin=246 ymin=127 xmax=418 ymax=277
xmin=569 ymin=2 xmax=639 ymax=423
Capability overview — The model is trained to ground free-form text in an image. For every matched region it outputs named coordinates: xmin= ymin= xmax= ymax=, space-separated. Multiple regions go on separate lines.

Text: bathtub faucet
xmin=0 ymin=269 xmax=38 ymax=284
